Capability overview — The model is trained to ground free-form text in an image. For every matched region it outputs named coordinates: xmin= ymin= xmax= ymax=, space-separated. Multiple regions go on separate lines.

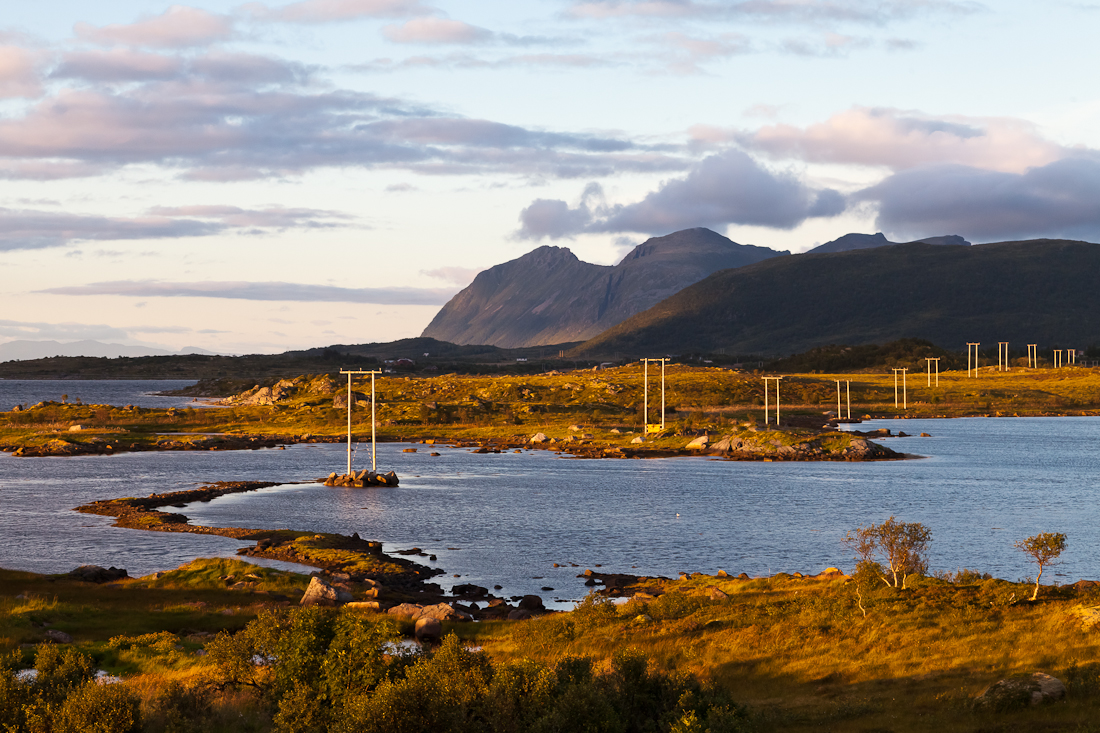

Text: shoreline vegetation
xmin=8 ymin=362 xmax=1100 ymax=460
xmin=6 ymin=549 xmax=1100 ymax=731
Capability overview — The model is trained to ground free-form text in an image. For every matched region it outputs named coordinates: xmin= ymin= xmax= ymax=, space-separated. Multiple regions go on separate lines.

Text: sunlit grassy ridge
xmin=5 ymin=562 xmax=1100 ymax=731
xmin=3 ymin=364 xmax=1099 ymax=458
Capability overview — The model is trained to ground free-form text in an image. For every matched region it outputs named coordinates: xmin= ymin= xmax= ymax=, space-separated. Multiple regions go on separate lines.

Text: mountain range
xmin=573 ymin=238 xmax=1100 ymax=357
xmin=0 ymin=340 xmax=218 ymax=362
xmin=423 ymin=228 xmax=974 ymax=349
xmin=421 ymin=228 xmax=785 ymax=348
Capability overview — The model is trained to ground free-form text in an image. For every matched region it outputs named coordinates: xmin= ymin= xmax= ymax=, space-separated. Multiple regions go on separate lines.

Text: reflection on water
xmin=2 ymin=417 xmax=1100 ymax=604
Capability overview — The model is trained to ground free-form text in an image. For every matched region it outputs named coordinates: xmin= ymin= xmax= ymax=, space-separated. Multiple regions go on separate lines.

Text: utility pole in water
xmin=340 ymin=369 xmax=382 ymax=474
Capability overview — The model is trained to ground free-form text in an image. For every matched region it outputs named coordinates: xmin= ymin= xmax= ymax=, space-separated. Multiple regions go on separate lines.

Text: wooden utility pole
xmin=640 ymin=358 xmax=670 ymax=432
xmin=765 ymin=376 xmax=783 ymax=422
xmin=340 ymin=369 xmax=382 ymax=474
xmin=835 ymin=379 xmax=851 ymax=419
xmin=967 ymin=343 xmax=980 ymax=377
xmin=925 ymin=357 xmax=940 ymax=386
xmin=892 ymin=368 xmax=908 ymax=409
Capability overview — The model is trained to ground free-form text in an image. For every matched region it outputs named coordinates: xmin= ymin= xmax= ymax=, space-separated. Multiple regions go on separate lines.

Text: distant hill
xmin=0 ymin=336 xmax=589 ymax=380
xmin=0 ymin=340 xmax=220 ymax=362
xmin=807 ymin=232 xmax=970 ymax=254
xmin=421 ymin=228 xmax=787 ymax=348
xmin=573 ymin=239 xmax=1100 ymax=358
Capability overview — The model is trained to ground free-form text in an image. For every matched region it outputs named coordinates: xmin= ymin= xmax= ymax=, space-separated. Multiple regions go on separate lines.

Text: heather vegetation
xmin=5 ymin=547 xmax=1100 ymax=732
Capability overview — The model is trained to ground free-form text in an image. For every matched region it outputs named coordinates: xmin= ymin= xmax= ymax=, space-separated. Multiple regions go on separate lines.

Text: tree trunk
xmin=1031 ymin=565 xmax=1043 ymax=601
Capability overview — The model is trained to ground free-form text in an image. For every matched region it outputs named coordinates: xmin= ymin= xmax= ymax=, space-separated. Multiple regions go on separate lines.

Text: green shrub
xmin=145 ymin=681 xmax=212 ymax=733
xmin=54 ymin=679 xmax=141 ymax=733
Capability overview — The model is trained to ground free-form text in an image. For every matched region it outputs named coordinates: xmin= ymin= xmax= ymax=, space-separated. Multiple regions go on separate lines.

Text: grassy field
xmin=4 ymin=561 xmax=1100 ymax=731
xmin=2 ymin=363 xmax=1099 ymax=457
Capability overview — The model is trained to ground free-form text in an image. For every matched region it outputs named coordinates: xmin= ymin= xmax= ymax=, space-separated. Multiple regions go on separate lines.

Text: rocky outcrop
xmin=323 ymin=470 xmax=399 ymax=487
xmin=300 ymin=576 xmax=354 ymax=606
xmin=221 ymin=375 xmax=339 ymax=407
xmin=387 ymin=602 xmax=472 ymax=622
xmin=706 ymin=432 xmax=900 ymax=461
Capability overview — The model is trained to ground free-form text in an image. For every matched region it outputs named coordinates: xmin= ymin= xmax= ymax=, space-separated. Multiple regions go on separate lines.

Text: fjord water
xmin=3 ymin=414 xmax=1100 ymax=603
xmin=0 ymin=379 xmax=208 ymax=410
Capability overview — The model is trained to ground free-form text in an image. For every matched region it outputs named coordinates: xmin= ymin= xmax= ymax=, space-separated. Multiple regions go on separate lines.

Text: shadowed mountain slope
xmin=572 ymin=239 xmax=1100 ymax=357
xmin=422 ymin=228 xmax=785 ymax=347
xmin=807 ymin=232 xmax=970 ymax=254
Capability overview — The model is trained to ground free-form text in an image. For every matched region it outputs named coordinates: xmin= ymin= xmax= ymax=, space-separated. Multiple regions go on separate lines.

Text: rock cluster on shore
xmin=323 ymin=470 xmax=399 ymax=487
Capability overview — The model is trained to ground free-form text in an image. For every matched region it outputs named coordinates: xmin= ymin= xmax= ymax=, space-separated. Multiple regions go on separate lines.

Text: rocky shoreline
xmin=74 ymin=481 xmax=556 ymax=618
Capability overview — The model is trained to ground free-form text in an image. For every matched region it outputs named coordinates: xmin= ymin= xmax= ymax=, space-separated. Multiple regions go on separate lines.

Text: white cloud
xmin=718 ymin=107 xmax=1067 ymax=173
xmin=74 ymin=6 xmax=235 ymax=49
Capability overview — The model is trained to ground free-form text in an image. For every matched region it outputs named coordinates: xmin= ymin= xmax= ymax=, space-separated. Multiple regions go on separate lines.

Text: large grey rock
xmin=685 ymin=435 xmax=709 ymax=450
xmin=387 ymin=603 xmax=424 ymax=620
xmin=44 ymin=630 xmax=73 ymax=644
xmin=518 ymin=595 xmax=544 ymax=612
xmin=529 ymin=433 xmax=549 ymax=444
xmin=419 ymin=603 xmax=472 ymax=622
xmin=299 ymin=576 xmax=353 ymax=607
xmin=973 ymin=673 xmax=1066 ymax=711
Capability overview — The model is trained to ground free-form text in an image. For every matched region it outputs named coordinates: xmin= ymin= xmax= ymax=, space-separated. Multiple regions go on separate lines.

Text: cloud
xmin=380 ymin=17 xmax=562 ymax=46
xmin=0 ymin=64 xmax=679 ymax=181
xmin=383 ymin=18 xmax=495 ymax=44
xmin=0 ymin=205 xmax=353 ymax=251
xmin=856 ymin=156 xmax=1100 ymax=242
xmin=780 ymin=32 xmax=870 ymax=56
xmin=0 ymin=46 xmax=44 ymax=98
xmin=0 ymin=319 xmax=133 ymax=342
xmin=420 ymin=265 xmax=481 ymax=285
xmin=145 ymin=204 xmax=354 ymax=228
xmin=246 ymin=0 xmax=433 ymax=23
xmin=74 ymin=6 xmax=235 ymax=48
xmin=37 ymin=280 xmax=457 ymax=305
xmin=0 ymin=161 xmax=108 ymax=180
xmin=727 ymin=107 xmax=1067 ymax=173
xmin=566 ymin=0 xmax=982 ymax=25
xmin=52 ymin=50 xmax=184 ymax=82
xmin=355 ymin=52 xmax=613 ymax=71
xmin=657 ymin=31 xmax=752 ymax=72
xmin=517 ymin=151 xmax=845 ymax=238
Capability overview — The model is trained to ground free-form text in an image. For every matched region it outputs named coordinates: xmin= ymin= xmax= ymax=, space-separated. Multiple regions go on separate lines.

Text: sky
xmin=3 ymin=0 xmax=1100 ymax=355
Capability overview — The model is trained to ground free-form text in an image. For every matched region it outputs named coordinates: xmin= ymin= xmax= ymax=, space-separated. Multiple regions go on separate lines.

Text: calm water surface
xmin=0 ymin=379 xmax=206 ymax=410
xmin=2 ymin=416 xmax=1098 ymax=604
